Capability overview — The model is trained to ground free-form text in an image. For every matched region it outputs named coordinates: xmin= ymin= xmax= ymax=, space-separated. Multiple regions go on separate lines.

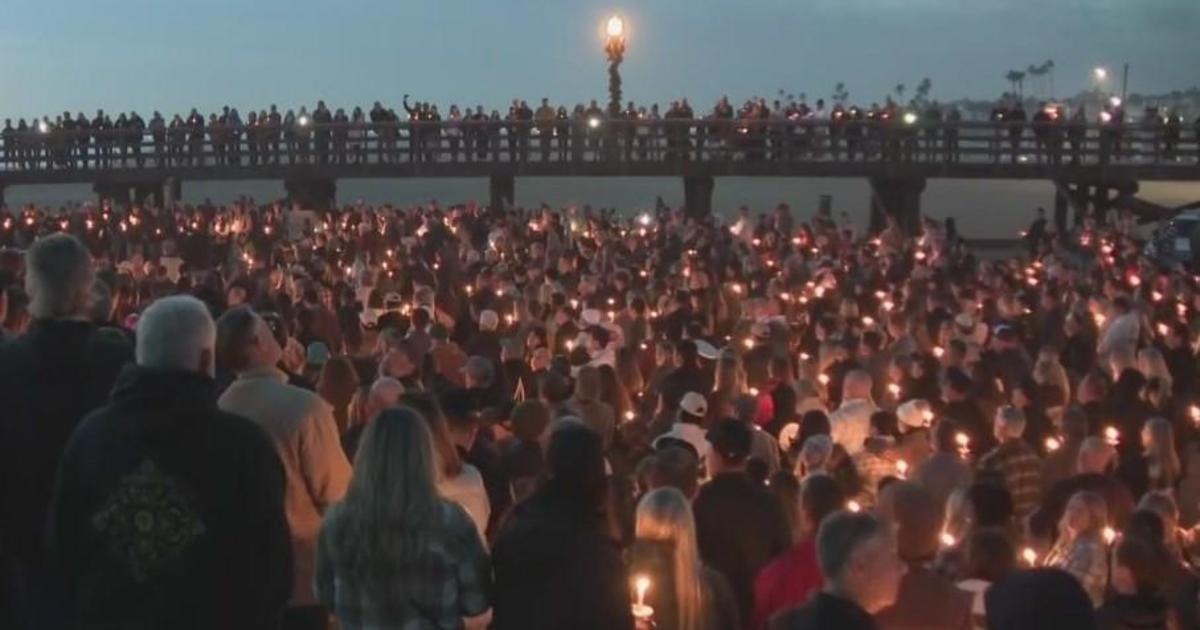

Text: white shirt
xmin=438 ymin=464 xmax=491 ymax=542
xmin=1098 ymin=311 xmax=1140 ymax=357
xmin=830 ymin=398 xmax=879 ymax=456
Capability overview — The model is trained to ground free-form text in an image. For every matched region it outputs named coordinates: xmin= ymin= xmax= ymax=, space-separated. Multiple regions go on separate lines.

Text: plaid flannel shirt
xmin=978 ymin=439 xmax=1042 ymax=518
xmin=316 ymin=500 xmax=491 ymax=630
xmin=1045 ymin=535 xmax=1108 ymax=606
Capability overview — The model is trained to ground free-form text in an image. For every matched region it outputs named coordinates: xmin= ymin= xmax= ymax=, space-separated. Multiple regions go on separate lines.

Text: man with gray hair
xmin=828 ymin=370 xmax=879 ymax=456
xmin=768 ymin=511 xmax=906 ymax=629
xmin=45 ymin=295 xmax=291 ymax=629
xmin=0 ymin=233 xmax=132 ymax=629
xmin=978 ymin=405 xmax=1042 ymax=518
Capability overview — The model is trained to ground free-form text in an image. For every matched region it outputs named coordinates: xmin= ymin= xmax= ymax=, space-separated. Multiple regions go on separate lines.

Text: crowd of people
xmin=2 ymin=186 xmax=1200 ymax=630
xmin=3 ymin=96 xmax=1197 ymax=170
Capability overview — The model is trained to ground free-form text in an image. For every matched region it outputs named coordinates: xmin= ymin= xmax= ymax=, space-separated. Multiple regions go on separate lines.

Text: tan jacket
xmin=219 ymin=367 xmax=351 ymax=607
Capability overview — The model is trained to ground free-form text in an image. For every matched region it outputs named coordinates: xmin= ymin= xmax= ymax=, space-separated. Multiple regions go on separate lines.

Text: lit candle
xmin=632 ymin=575 xmax=654 ymax=621
xmin=955 ymin=432 xmax=971 ymax=458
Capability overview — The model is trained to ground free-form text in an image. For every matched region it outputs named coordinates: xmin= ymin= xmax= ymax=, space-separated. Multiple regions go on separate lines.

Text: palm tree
xmin=915 ymin=78 xmax=933 ymax=105
xmin=1005 ymin=70 xmax=1021 ymax=96
xmin=833 ymin=82 xmax=847 ymax=104
xmin=1044 ymin=59 xmax=1056 ymax=98
xmin=894 ymin=83 xmax=906 ymax=103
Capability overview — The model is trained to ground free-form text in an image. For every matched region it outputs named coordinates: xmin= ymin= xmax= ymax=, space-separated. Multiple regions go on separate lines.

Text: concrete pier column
xmin=489 ymin=174 xmax=515 ymax=211
xmin=869 ymin=176 xmax=926 ymax=235
xmin=682 ymin=175 xmax=714 ymax=220
xmin=284 ymin=178 xmax=337 ymax=211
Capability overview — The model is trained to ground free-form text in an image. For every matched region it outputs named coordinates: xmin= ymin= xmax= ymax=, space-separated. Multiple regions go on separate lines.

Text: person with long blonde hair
xmin=1137 ymin=347 xmax=1174 ymax=413
xmin=1142 ymin=417 xmax=1181 ymax=492
xmin=1044 ymin=490 xmax=1109 ymax=606
xmin=634 ymin=488 xmax=740 ymax=630
xmin=316 ymin=406 xmax=491 ymax=629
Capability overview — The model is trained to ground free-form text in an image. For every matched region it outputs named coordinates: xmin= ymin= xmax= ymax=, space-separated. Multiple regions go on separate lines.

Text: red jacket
xmin=752 ymin=538 xmax=823 ymax=629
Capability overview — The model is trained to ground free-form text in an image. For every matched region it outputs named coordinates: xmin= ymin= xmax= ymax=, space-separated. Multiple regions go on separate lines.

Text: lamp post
xmin=604 ymin=15 xmax=626 ymax=118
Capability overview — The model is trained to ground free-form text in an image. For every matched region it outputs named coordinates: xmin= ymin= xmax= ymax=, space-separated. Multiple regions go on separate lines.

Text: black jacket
xmin=45 ymin=366 xmax=292 ymax=630
xmin=694 ymin=472 xmax=791 ymax=623
xmin=0 ymin=319 xmax=133 ymax=569
xmin=491 ymin=489 xmax=632 ymax=630
xmin=1096 ymin=593 xmax=1170 ymax=630
xmin=768 ymin=592 xmax=878 ymax=630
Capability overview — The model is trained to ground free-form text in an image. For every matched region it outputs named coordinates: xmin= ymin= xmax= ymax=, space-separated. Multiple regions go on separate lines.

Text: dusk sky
xmin=1 ymin=0 xmax=1196 ymax=118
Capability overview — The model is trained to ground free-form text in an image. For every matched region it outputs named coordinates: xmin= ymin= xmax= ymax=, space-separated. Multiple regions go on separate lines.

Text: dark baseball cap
xmin=706 ymin=418 xmax=753 ymax=463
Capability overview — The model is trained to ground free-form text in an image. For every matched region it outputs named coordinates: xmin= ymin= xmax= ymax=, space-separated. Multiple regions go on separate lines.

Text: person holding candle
xmin=1095 ymin=537 xmax=1173 ymax=629
xmin=874 ymin=481 xmax=973 ymax=630
xmin=955 ymin=528 xmax=1017 ymax=630
xmin=632 ymin=488 xmax=740 ymax=630
xmin=1043 ymin=490 xmax=1111 ymax=606
xmin=492 ymin=422 xmax=634 ymax=630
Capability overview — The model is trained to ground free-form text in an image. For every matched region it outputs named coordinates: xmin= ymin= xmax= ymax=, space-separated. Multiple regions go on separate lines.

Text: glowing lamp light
xmin=1045 ymin=437 xmax=1062 ymax=452
xmin=1128 ymin=275 xmax=1141 ymax=288
xmin=1103 ymin=527 xmax=1118 ymax=546
xmin=588 ymin=117 xmax=601 ymax=129
xmin=883 ymin=300 xmax=895 ymax=311
xmin=624 ymin=411 xmax=635 ymax=422
xmin=933 ymin=346 xmax=945 ymax=359
xmin=1158 ymin=323 xmax=1170 ymax=337
xmin=1100 ymin=111 xmax=1113 ymax=124
xmin=1094 ymin=67 xmax=1108 ymax=81
xmin=818 ymin=373 xmax=830 ymax=386
xmin=298 ymin=115 xmax=310 ymax=126
xmin=799 ymin=352 xmax=811 ymax=361
xmin=606 ymin=15 xmax=625 ymax=38
xmin=1189 ymin=405 xmax=1200 ymax=426
xmin=731 ymin=284 xmax=743 ymax=295
xmin=896 ymin=460 xmax=909 ymax=479
xmin=38 ymin=121 xmax=49 ymax=134
xmin=566 ymin=340 xmax=576 ymax=351
xmin=939 ymin=531 xmax=956 ymax=547
xmin=1104 ymin=426 xmax=1120 ymax=446
xmin=955 ymin=432 xmax=971 ymax=458
xmin=743 ymin=338 xmax=755 ymax=350
xmin=903 ymin=112 xmax=918 ymax=125
xmin=1152 ymin=291 xmax=1164 ymax=302
xmin=846 ymin=500 xmax=862 ymax=513
xmin=749 ymin=387 xmax=760 ymax=397
xmin=888 ymin=383 xmax=901 ymax=397
xmin=922 ymin=409 xmax=935 ymax=425
xmin=861 ymin=316 xmax=875 ymax=327
xmin=637 ymin=212 xmax=651 ymax=226
xmin=1022 ymin=547 xmax=1038 ymax=566
xmin=1109 ymin=96 xmax=1122 ymax=108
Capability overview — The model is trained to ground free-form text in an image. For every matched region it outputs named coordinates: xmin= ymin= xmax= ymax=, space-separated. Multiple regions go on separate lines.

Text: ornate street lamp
xmin=604 ymin=15 xmax=626 ymax=118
